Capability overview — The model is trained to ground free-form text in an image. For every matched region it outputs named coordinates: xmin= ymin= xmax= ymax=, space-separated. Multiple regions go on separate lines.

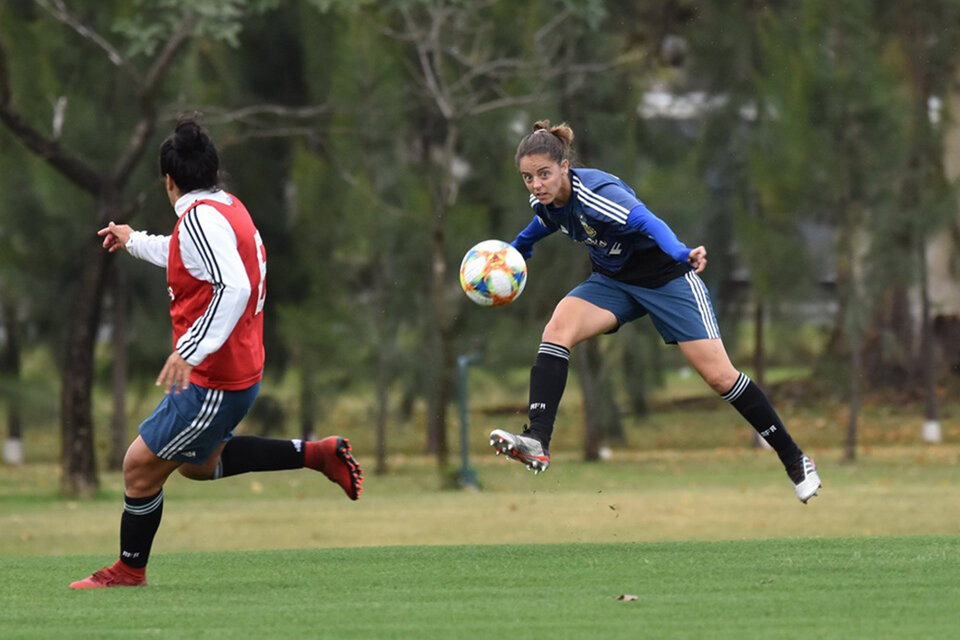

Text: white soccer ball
xmin=459 ymin=239 xmax=527 ymax=307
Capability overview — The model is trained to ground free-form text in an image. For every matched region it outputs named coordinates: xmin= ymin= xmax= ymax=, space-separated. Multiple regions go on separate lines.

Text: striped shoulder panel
xmin=528 ymin=193 xmax=539 ymax=209
xmin=177 ymin=207 xmax=227 ymax=360
xmin=572 ymin=175 xmax=629 ymax=224
xmin=181 ymin=207 xmax=224 ymax=283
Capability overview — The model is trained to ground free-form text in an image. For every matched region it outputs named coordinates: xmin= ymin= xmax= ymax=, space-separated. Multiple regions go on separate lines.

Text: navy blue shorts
xmin=139 ymin=382 xmax=260 ymax=463
xmin=567 ymin=272 xmax=721 ymax=344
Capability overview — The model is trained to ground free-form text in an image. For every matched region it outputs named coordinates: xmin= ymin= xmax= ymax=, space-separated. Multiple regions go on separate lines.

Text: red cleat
xmin=69 ymin=560 xmax=146 ymax=589
xmin=305 ymin=436 xmax=363 ymax=500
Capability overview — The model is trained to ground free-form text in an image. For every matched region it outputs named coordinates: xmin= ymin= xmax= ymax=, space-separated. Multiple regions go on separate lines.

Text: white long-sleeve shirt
xmin=127 ymin=189 xmax=253 ymax=366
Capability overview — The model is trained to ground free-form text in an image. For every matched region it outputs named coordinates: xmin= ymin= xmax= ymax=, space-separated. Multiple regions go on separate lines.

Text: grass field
xmin=2 ymin=536 xmax=958 ymax=639
xmin=3 ymin=376 xmax=960 ymax=639
xmin=2 ymin=439 xmax=959 ymax=638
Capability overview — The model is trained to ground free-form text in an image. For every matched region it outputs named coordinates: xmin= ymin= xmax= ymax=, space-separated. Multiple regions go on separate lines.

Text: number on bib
xmin=253 ymin=230 xmax=267 ymax=314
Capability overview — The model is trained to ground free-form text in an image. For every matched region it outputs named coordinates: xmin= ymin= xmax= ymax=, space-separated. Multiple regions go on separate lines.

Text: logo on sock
xmin=530 ymin=402 xmax=547 ymax=412
xmin=292 ymin=439 xmax=303 ymax=452
xmin=760 ymin=425 xmax=778 ymax=437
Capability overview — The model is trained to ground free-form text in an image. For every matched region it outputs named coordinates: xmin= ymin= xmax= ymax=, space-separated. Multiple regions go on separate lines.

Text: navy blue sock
xmin=525 ymin=342 xmax=571 ymax=449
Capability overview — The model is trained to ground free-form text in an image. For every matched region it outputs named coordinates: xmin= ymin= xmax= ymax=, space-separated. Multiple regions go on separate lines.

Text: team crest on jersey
xmin=578 ymin=215 xmax=597 ymax=238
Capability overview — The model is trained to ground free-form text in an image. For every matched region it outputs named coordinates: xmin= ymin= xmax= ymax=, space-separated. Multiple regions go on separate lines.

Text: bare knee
xmin=123 ymin=459 xmax=162 ymax=495
xmin=121 ymin=437 xmax=179 ymax=496
xmin=703 ymin=368 xmax=740 ymax=394
xmin=542 ymin=319 xmax=575 ymax=348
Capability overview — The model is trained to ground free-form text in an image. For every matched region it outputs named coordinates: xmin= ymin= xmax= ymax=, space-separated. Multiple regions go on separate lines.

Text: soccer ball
xmin=459 ymin=239 xmax=527 ymax=307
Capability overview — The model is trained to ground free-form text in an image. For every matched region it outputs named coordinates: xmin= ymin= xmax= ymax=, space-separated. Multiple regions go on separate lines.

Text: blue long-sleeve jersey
xmin=511 ymin=168 xmax=692 ymax=288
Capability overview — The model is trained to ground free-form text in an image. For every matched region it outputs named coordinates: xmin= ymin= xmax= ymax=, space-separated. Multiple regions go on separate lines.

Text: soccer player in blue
xmin=489 ymin=120 xmax=821 ymax=503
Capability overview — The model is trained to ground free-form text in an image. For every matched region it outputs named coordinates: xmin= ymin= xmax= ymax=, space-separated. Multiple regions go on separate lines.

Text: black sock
xmin=119 ymin=490 xmax=164 ymax=569
xmin=214 ymin=436 xmax=306 ymax=479
xmin=723 ymin=373 xmax=802 ymax=465
xmin=525 ymin=342 xmax=570 ymax=449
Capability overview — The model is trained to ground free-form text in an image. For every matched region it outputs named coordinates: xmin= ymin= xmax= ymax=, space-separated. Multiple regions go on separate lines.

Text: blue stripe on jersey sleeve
xmin=625 ymin=204 xmax=692 ymax=264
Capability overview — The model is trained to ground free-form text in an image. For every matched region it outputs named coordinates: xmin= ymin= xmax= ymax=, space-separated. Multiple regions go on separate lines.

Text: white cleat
xmin=489 ymin=428 xmax=551 ymax=474
xmin=787 ymin=455 xmax=822 ymax=504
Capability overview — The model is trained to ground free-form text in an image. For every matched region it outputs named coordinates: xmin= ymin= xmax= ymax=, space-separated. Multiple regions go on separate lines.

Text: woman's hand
xmin=688 ymin=246 xmax=707 ymax=274
xmin=98 ymin=221 xmax=133 ymax=252
xmin=156 ymin=351 xmax=193 ymax=394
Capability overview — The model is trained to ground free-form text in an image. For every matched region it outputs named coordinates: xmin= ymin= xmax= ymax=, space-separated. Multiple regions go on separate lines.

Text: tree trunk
xmin=374 ymin=260 xmax=390 ymax=476
xmin=841 ymin=226 xmax=863 ymax=464
xmin=918 ymin=239 xmax=941 ymax=442
xmin=299 ymin=363 xmax=315 ymax=442
xmin=60 ymin=217 xmax=113 ymax=497
xmin=108 ymin=269 xmax=129 ymax=470
xmin=375 ymin=339 xmax=389 ymax=476
xmin=844 ymin=317 xmax=861 ymax=463
xmin=1 ymin=297 xmax=23 ymax=465
xmin=424 ymin=229 xmax=450 ymax=466
xmin=578 ymin=339 xmax=623 ymax=461
xmin=424 ymin=124 xmax=459 ymax=468
xmin=578 ymin=343 xmax=600 ymax=462
xmin=620 ymin=330 xmax=649 ymax=417
xmin=0 ymin=13 xmax=189 ymax=495
xmin=927 ymin=51 xmax=960 ymax=371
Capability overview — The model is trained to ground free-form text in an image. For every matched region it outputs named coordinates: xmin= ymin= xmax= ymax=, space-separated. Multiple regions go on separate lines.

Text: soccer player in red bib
xmin=71 ymin=117 xmax=363 ymax=589
xmin=489 ymin=120 xmax=820 ymax=504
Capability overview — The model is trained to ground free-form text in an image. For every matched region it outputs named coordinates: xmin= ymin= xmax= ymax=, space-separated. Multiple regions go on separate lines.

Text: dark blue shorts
xmin=567 ymin=272 xmax=721 ymax=344
xmin=139 ymin=382 xmax=260 ymax=463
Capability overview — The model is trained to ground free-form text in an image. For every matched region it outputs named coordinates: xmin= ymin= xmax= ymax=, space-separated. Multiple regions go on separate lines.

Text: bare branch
xmin=466 ymin=93 xmax=546 ymax=117
xmin=217 ymin=126 xmax=323 ymax=148
xmin=401 ymin=6 xmax=455 ymax=121
xmin=33 ymin=0 xmax=140 ymax=84
xmin=51 ymin=95 xmax=67 ymax=140
xmin=112 ymin=12 xmax=195 ymax=186
xmin=139 ymin=12 xmax=195 ymax=102
xmin=0 ymin=30 xmax=103 ymax=193
xmin=446 ymin=56 xmax=529 ymax=95
xmin=191 ymin=103 xmax=332 ymax=128
xmin=0 ymin=37 xmax=9 ymax=105
xmin=533 ymin=6 xmax=574 ymax=43
xmin=118 ymin=186 xmax=152 ymax=223
xmin=299 ymin=135 xmax=410 ymax=221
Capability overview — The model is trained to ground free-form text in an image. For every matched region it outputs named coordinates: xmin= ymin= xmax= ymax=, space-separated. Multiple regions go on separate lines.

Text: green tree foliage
xmin=0 ymin=0 xmax=278 ymax=495
xmin=3 ymin=0 xmax=960 ymax=485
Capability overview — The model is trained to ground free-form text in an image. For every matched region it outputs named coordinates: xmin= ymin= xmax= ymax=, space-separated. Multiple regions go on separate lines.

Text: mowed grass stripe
xmin=3 ymin=446 xmax=959 ymax=555
xmin=1 ymin=537 xmax=958 ymax=640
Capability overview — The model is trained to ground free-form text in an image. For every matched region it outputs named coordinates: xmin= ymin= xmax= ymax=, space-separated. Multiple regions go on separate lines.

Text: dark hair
xmin=159 ymin=115 xmax=220 ymax=192
xmin=514 ymin=119 xmax=575 ymax=167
